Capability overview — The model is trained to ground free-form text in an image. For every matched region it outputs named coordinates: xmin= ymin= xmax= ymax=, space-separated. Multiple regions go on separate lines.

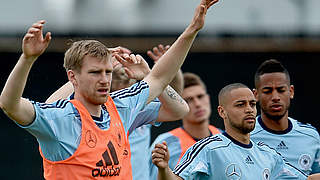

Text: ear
xmin=217 ymin=106 xmax=225 ymax=119
xmin=67 ymin=70 xmax=77 ymax=87
xmin=289 ymin=85 xmax=294 ymax=99
xmin=252 ymin=88 xmax=259 ymax=100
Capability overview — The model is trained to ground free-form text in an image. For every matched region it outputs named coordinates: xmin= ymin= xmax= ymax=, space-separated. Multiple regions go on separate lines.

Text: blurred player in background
xmin=149 ymin=72 xmax=220 ymax=179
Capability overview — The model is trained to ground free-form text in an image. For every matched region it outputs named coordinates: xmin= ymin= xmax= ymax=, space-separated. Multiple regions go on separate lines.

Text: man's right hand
xmin=188 ymin=0 xmax=219 ymax=33
xmin=114 ymin=53 xmax=150 ymax=81
xmin=22 ymin=20 xmax=51 ymax=61
xmin=152 ymin=141 xmax=170 ymax=169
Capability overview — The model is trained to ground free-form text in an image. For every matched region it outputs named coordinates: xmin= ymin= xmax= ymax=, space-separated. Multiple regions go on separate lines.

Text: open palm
xmin=114 ymin=54 xmax=151 ymax=81
xmin=22 ymin=20 xmax=51 ymax=60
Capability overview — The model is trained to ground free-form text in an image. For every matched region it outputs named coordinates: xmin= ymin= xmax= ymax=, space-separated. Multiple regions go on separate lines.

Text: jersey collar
xmin=257 ymin=115 xmax=293 ymax=134
xmin=222 ymin=131 xmax=253 ymax=149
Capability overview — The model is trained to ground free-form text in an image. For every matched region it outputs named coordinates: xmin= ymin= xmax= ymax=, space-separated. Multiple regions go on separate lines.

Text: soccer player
xmin=152 ymin=83 xmax=320 ymax=179
xmin=0 ymin=0 xmax=219 ymax=178
xmin=149 ymin=72 xmax=220 ymax=179
xmin=251 ymin=59 xmax=320 ymax=174
xmin=46 ymin=44 xmax=185 ymax=180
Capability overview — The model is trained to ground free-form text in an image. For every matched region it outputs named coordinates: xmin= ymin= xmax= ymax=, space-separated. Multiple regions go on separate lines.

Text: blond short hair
xmin=64 ymin=40 xmax=111 ymax=72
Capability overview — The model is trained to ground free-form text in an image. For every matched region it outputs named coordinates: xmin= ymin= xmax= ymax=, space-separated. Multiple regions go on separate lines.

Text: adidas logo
xmin=92 ymin=141 xmax=121 ymax=177
xmin=245 ymin=155 xmax=254 ymax=164
xmin=276 ymin=141 xmax=288 ymax=150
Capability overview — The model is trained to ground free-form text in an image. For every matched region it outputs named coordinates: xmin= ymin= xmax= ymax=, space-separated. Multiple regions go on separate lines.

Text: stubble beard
xmin=228 ymin=115 xmax=255 ymax=135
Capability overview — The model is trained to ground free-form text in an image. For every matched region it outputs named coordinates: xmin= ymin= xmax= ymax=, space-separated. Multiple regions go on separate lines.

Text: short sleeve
xmin=173 ymin=145 xmax=210 ymax=179
xmin=111 ymin=81 xmax=154 ymax=134
xmin=16 ymin=99 xmax=81 ymax=161
xmin=127 ymin=99 xmax=161 ymax=134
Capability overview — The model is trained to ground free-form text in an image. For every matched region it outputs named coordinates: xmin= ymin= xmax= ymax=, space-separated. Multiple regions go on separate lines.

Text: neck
xmin=182 ymin=119 xmax=210 ymax=139
xmin=261 ymin=112 xmax=289 ymax=131
xmin=225 ymin=127 xmax=250 ymax=145
xmin=74 ymin=95 xmax=102 ymax=117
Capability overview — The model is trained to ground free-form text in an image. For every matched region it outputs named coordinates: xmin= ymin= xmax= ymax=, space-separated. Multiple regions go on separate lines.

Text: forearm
xmin=0 ymin=54 xmax=34 ymax=111
xmin=157 ymin=86 xmax=189 ymax=122
xmin=0 ymin=54 xmax=36 ymax=124
xmin=158 ymin=167 xmax=181 ymax=180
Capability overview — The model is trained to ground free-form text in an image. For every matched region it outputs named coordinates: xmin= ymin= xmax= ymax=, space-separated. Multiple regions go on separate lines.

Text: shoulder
xmin=173 ymin=134 xmax=228 ymax=175
xmin=110 ymin=81 xmax=149 ymax=100
xmin=152 ymin=130 xmax=180 ymax=145
xmin=110 ymin=81 xmax=150 ymax=110
xmin=32 ymin=99 xmax=76 ymax=116
xmin=255 ymin=141 xmax=281 ymax=157
xmin=188 ymin=134 xmax=230 ymax=153
xmin=291 ymin=117 xmax=320 ymax=140
xmin=33 ymin=99 xmax=71 ymax=109
xmin=25 ymin=100 xmax=78 ymax=133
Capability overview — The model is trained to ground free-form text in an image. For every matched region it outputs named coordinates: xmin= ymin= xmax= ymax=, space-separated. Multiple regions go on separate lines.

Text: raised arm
xmin=147 ymin=44 xmax=187 ymax=121
xmin=152 ymin=142 xmax=182 ymax=180
xmin=147 ymin=44 xmax=184 ymax=95
xmin=143 ymin=0 xmax=219 ymax=104
xmin=0 ymin=20 xmax=51 ymax=125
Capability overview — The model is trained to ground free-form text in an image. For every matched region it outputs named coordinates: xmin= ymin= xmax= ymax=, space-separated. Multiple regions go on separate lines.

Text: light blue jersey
xmin=173 ymin=132 xmax=308 ymax=180
xmin=129 ymin=100 xmax=161 ymax=180
xmin=150 ymin=126 xmax=219 ymax=180
xmin=251 ymin=116 xmax=320 ymax=175
xmin=18 ymin=81 xmax=156 ymax=162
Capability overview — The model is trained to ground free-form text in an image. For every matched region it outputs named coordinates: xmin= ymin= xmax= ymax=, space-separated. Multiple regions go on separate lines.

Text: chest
xmin=251 ymin=132 xmax=317 ymax=171
xmin=208 ymin=147 xmax=276 ymax=179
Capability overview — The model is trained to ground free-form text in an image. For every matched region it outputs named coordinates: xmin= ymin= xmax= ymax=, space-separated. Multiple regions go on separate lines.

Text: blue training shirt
xmin=129 ymin=99 xmax=161 ymax=180
xmin=18 ymin=81 xmax=156 ymax=161
xmin=173 ymin=132 xmax=308 ymax=180
xmin=251 ymin=116 xmax=320 ymax=175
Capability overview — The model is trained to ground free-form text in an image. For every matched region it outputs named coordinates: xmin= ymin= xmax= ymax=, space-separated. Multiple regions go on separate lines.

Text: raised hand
xmin=147 ymin=44 xmax=170 ymax=63
xmin=189 ymin=0 xmax=219 ymax=32
xmin=110 ymin=46 xmax=133 ymax=69
xmin=109 ymin=46 xmax=132 ymax=56
xmin=151 ymin=142 xmax=170 ymax=169
xmin=114 ymin=53 xmax=150 ymax=81
xmin=22 ymin=20 xmax=51 ymax=60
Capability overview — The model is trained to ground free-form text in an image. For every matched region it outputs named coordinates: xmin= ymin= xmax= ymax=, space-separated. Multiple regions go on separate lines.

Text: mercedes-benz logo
xmin=85 ymin=130 xmax=97 ymax=148
xmin=225 ymin=163 xmax=241 ymax=180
